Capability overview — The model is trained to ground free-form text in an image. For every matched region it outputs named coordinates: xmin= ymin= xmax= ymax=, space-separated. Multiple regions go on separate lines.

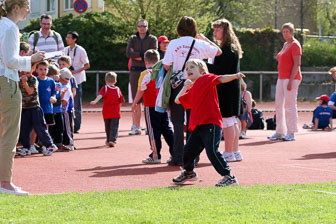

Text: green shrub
xmin=302 ymin=38 xmax=336 ymax=67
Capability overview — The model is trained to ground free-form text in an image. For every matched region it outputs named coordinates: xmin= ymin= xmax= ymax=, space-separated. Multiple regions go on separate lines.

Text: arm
xmin=244 ymin=91 xmax=253 ymax=113
xmin=90 ymin=95 xmax=103 ymax=105
xmin=72 ymin=63 xmax=90 ymax=75
xmin=131 ymin=90 xmax=144 ymax=112
xmin=217 ymin=73 xmax=245 ymax=84
xmin=164 ymin=64 xmax=171 ymax=72
xmin=287 ymin=55 xmax=301 ymax=91
xmin=196 ymin=34 xmax=222 ymax=56
xmin=20 ymin=75 xmax=34 ymax=95
xmin=175 ymin=80 xmax=193 ymax=104
xmin=126 ymin=37 xmax=142 ymax=59
xmin=313 ymin=118 xmax=319 ymax=131
xmin=330 ymin=118 xmax=333 ymax=130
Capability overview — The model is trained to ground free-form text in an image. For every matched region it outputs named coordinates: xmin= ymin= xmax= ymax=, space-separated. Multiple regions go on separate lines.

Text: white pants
xmin=275 ymin=79 xmax=301 ymax=135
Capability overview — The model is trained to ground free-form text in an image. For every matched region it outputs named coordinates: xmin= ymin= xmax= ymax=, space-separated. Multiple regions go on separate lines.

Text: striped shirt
xmin=28 ymin=30 xmax=64 ymax=53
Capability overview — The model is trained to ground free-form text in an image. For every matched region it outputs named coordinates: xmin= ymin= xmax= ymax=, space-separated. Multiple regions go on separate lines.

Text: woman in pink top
xmin=268 ymin=22 xmax=302 ymax=141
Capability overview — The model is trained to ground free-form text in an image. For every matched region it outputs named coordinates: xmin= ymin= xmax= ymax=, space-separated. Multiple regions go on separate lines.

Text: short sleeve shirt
xmin=37 ymin=76 xmax=56 ymax=114
xmin=20 ymin=74 xmax=39 ymax=109
xmin=313 ymin=105 xmax=333 ymax=128
xmin=99 ymin=85 xmax=125 ymax=119
xmin=138 ymin=69 xmax=157 ymax=107
xmin=179 ymin=74 xmax=223 ymax=131
xmin=277 ymin=39 xmax=302 ymax=80
xmin=64 ymin=45 xmax=89 ymax=84
xmin=328 ymin=92 xmax=336 ymax=107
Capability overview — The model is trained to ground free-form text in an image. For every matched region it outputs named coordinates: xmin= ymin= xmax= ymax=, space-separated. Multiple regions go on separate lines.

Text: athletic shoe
xmin=215 ymin=175 xmax=239 ymax=187
xmin=56 ymin=144 xmax=70 ymax=152
xmin=66 ymin=145 xmax=75 ymax=151
xmin=29 ymin=145 xmax=39 ymax=154
xmin=282 ymin=133 xmax=295 ymax=141
xmin=240 ymin=131 xmax=246 ymax=139
xmin=233 ymin=151 xmax=243 ymax=161
xmin=223 ymin=152 xmax=236 ymax=162
xmin=42 ymin=144 xmax=58 ymax=156
xmin=129 ymin=127 xmax=141 ymax=135
xmin=142 ymin=157 xmax=161 ymax=164
xmin=172 ymin=168 xmax=198 ymax=185
xmin=267 ymin=133 xmax=283 ymax=141
xmin=18 ymin=148 xmax=31 ymax=156
xmin=108 ymin=142 xmax=115 ymax=147
xmin=0 ymin=186 xmax=29 ymax=196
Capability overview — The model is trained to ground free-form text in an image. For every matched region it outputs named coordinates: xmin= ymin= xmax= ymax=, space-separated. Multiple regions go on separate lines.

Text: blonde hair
xmin=0 ymin=0 xmax=28 ymax=18
xmin=282 ymin=22 xmax=295 ymax=32
xmin=105 ymin=72 xmax=117 ymax=83
xmin=47 ymin=64 xmax=60 ymax=76
xmin=186 ymin=59 xmax=209 ymax=74
xmin=58 ymin=56 xmax=72 ymax=65
xmin=212 ymin=18 xmax=243 ymax=59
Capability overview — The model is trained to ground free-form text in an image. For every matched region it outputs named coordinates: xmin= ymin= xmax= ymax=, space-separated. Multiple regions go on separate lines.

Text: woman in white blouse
xmin=0 ymin=0 xmax=45 ymax=195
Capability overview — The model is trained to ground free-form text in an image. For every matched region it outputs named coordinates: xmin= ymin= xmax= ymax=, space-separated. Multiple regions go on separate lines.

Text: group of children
xmin=91 ymin=49 xmax=244 ymax=187
xmin=17 ymin=42 xmax=77 ymax=157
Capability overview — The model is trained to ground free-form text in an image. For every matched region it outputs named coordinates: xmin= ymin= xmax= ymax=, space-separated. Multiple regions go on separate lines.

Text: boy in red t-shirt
xmin=132 ymin=50 xmax=174 ymax=164
xmin=173 ymin=59 xmax=244 ymax=187
xmin=91 ymin=72 xmax=125 ymax=147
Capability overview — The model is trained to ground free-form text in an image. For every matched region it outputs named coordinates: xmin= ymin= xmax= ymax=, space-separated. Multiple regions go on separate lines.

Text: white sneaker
xmin=223 ymin=152 xmax=236 ymax=162
xmin=18 ymin=148 xmax=31 ymax=156
xmin=233 ymin=151 xmax=243 ymax=161
xmin=0 ymin=186 xmax=29 ymax=196
xmin=129 ymin=128 xmax=141 ymax=135
xmin=240 ymin=131 xmax=246 ymax=139
xmin=142 ymin=157 xmax=161 ymax=164
xmin=42 ymin=144 xmax=58 ymax=156
xmin=29 ymin=145 xmax=39 ymax=154
xmin=66 ymin=145 xmax=75 ymax=151
xmin=282 ymin=133 xmax=295 ymax=141
xmin=267 ymin=133 xmax=283 ymax=141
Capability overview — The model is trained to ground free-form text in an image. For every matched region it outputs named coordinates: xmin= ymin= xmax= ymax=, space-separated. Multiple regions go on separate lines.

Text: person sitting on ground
xmin=172 ymin=59 xmax=244 ymax=187
xmin=132 ymin=49 xmax=174 ymax=164
xmin=91 ymin=72 xmax=125 ymax=147
xmin=309 ymin=95 xmax=333 ymax=131
xmin=248 ymin=100 xmax=265 ymax=130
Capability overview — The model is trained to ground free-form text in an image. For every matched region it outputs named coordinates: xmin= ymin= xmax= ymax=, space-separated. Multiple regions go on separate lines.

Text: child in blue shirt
xmin=313 ymin=95 xmax=333 ymax=131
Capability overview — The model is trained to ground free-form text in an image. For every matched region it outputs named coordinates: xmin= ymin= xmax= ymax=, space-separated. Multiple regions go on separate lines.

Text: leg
xmin=160 ymin=111 xmax=174 ymax=157
xmin=129 ymin=71 xmax=141 ymax=130
xmin=144 ymin=107 xmax=160 ymax=160
xmin=104 ymin=119 xmax=112 ymax=143
xmin=74 ymin=84 xmax=82 ymax=132
xmin=284 ymin=79 xmax=301 ymax=134
xmin=31 ymin=107 xmax=53 ymax=148
xmin=275 ymin=79 xmax=286 ymax=135
xmin=51 ymin=112 xmax=64 ymax=145
xmin=109 ymin=118 xmax=120 ymax=143
xmin=183 ymin=128 xmax=204 ymax=172
xmin=19 ymin=109 xmax=32 ymax=149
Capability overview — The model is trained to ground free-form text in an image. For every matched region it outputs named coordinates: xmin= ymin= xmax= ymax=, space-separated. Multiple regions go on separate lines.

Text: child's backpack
xmin=266 ymin=115 xmax=276 ymax=130
xmin=29 ymin=31 xmax=60 ymax=52
xmin=248 ymin=108 xmax=265 ymax=130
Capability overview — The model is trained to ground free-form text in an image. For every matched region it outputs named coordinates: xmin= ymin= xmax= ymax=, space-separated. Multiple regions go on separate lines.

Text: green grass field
xmin=1 ymin=183 xmax=335 ymax=224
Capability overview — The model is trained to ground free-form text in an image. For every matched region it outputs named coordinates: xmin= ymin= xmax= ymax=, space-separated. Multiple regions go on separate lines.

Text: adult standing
xmin=158 ymin=35 xmax=169 ymax=59
xmin=126 ymin=19 xmax=157 ymax=135
xmin=28 ymin=14 xmax=64 ymax=53
xmin=200 ymin=18 xmax=243 ymax=162
xmin=163 ymin=16 xmax=222 ymax=165
xmin=268 ymin=22 xmax=302 ymax=141
xmin=0 ymin=0 xmax=45 ymax=195
xmin=65 ymin=31 xmax=90 ymax=133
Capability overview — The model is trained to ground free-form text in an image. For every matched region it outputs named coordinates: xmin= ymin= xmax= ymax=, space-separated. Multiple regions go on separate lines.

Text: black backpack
xmin=266 ymin=115 xmax=276 ymax=130
xmin=248 ymin=108 xmax=265 ymax=130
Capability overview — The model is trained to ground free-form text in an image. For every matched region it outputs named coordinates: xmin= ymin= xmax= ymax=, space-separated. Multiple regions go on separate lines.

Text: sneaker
xmin=240 ymin=131 xmax=246 ymax=139
xmin=233 ymin=151 xmax=243 ymax=161
xmin=18 ymin=148 xmax=31 ymax=156
xmin=142 ymin=157 xmax=161 ymax=164
xmin=139 ymin=126 xmax=146 ymax=131
xmin=267 ymin=133 xmax=283 ymax=141
xmin=129 ymin=128 xmax=141 ymax=135
xmin=172 ymin=168 xmax=198 ymax=185
xmin=56 ymin=144 xmax=70 ymax=152
xmin=282 ymin=133 xmax=295 ymax=141
xmin=215 ymin=175 xmax=239 ymax=187
xmin=42 ymin=144 xmax=58 ymax=156
xmin=66 ymin=145 xmax=75 ymax=151
xmin=0 ymin=186 xmax=29 ymax=196
xmin=223 ymin=152 xmax=236 ymax=162
xmin=29 ymin=145 xmax=39 ymax=154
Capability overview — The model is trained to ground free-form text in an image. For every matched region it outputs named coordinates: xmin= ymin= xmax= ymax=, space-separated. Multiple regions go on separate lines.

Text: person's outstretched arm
xmin=90 ymin=95 xmax=103 ymax=105
xmin=217 ymin=73 xmax=245 ymax=83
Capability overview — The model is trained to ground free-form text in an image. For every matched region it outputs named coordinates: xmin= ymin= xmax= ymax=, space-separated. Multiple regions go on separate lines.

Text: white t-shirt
xmin=64 ymin=45 xmax=89 ymax=85
xmin=163 ymin=36 xmax=218 ymax=78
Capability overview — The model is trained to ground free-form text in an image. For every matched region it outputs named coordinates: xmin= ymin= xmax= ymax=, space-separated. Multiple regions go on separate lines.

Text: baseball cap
xmin=59 ymin=68 xmax=72 ymax=81
xmin=316 ymin=94 xmax=330 ymax=102
xmin=158 ymin=35 xmax=169 ymax=43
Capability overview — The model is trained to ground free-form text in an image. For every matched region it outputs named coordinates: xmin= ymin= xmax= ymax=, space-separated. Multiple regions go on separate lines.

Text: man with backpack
xmin=28 ymin=14 xmax=64 ymax=53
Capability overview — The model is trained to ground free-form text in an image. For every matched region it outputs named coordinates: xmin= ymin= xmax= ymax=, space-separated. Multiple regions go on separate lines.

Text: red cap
xmin=316 ymin=94 xmax=330 ymax=102
xmin=158 ymin=35 xmax=169 ymax=43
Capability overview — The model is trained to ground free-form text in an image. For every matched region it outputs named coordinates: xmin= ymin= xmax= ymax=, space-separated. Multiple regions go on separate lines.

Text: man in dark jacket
xmin=126 ymin=19 xmax=157 ymax=135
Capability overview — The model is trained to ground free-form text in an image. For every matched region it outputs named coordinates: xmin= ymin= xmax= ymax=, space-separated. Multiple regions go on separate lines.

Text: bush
xmin=302 ymin=38 xmax=336 ymax=68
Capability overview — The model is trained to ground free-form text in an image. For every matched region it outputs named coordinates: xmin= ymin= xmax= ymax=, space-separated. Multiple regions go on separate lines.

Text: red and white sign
xmin=73 ymin=0 xmax=88 ymax=14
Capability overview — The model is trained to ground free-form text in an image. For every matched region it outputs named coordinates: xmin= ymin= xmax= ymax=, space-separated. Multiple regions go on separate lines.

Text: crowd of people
xmin=1 ymin=0 xmax=335 ymax=196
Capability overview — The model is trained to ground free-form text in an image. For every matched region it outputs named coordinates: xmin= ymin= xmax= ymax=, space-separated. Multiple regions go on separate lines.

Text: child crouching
xmin=173 ymin=59 xmax=244 ymax=187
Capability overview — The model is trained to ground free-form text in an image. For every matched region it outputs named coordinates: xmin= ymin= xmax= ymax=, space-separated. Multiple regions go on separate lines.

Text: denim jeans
xmin=74 ymin=83 xmax=82 ymax=132
xmin=183 ymin=124 xmax=231 ymax=176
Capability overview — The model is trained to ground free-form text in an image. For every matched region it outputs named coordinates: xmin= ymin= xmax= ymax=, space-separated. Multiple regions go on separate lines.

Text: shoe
xmin=240 ymin=131 xmax=246 ymax=139
xmin=66 ymin=145 xmax=75 ymax=151
xmin=42 ymin=144 xmax=58 ymax=156
xmin=74 ymin=130 xmax=79 ymax=134
xmin=233 ymin=151 xmax=243 ymax=161
xmin=267 ymin=133 xmax=283 ymax=141
xmin=172 ymin=168 xmax=198 ymax=185
xmin=29 ymin=145 xmax=39 ymax=154
xmin=108 ymin=142 xmax=115 ymax=147
xmin=139 ymin=126 xmax=146 ymax=131
xmin=56 ymin=144 xmax=70 ymax=152
xmin=142 ymin=157 xmax=161 ymax=164
xmin=215 ymin=175 xmax=239 ymax=187
xmin=129 ymin=128 xmax=141 ymax=135
xmin=18 ymin=148 xmax=31 ymax=156
xmin=0 ymin=186 xmax=29 ymax=196
xmin=223 ymin=152 xmax=236 ymax=162
xmin=282 ymin=133 xmax=295 ymax=141
xmin=302 ymin=123 xmax=312 ymax=129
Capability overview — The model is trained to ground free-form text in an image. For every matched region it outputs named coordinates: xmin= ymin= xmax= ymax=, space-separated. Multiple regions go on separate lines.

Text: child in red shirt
xmin=132 ymin=50 xmax=174 ymax=164
xmin=91 ymin=72 xmax=125 ymax=147
xmin=173 ymin=59 xmax=244 ymax=187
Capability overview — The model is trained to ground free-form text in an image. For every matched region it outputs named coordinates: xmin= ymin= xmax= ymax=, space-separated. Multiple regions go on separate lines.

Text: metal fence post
xmin=96 ymin=72 xmax=99 ymax=96
xmin=259 ymin=72 xmax=263 ymax=102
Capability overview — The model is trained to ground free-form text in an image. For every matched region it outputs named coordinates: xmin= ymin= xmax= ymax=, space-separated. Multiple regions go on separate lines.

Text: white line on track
xmin=280 ymin=164 xmax=336 ymax=173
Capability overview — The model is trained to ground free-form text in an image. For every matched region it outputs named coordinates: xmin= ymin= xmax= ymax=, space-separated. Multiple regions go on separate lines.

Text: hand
xmin=131 ymin=103 xmax=137 ymax=112
xmin=287 ymin=80 xmax=292 ymax=91
xmin=195 ymin=33 xmax=206 ymax=41
xmin=90 ymin=101 xmax=96 ymax=105
xmin=184 ymin=79 xmax=193 ymax=89
xmin=20 ymin=75 xmax=27 ymax=83
xmin=50 ymin=96 xmax=56 ymax=104
xmin=31 ymin=51 xmax=45 ymax=63
xmin=236 ymin=73 xmax=245 ymax=79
